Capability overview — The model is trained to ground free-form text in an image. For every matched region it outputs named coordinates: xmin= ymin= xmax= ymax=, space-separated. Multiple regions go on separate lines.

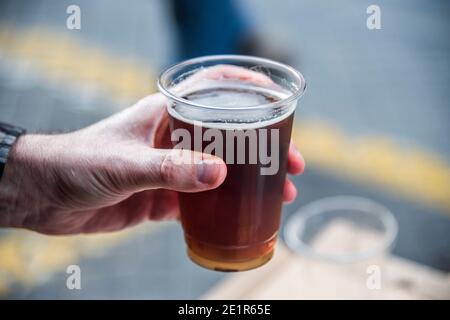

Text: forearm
xmin=0 ymin=135 xmax=51 ymax=229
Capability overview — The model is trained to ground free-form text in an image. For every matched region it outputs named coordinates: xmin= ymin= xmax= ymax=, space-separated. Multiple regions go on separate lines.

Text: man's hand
xmin=0 ymin=66 xmax=305 ymax=235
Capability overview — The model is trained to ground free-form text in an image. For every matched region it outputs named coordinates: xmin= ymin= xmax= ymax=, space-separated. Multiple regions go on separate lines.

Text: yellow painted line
xmin=0 ymin=26 xmax=154 ymax=103
xmin=0 ymin=25 xmax=160 ymax=295
xmin=0 ymin=25 xmax=449 ymax=296
xmin=0 ymin=224 xmax=157 ymax=296
xmin=293 ymin=122 xmax=450 ymax=213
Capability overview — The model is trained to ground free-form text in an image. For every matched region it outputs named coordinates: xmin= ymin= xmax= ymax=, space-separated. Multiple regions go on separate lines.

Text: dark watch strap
xmin=0 ymin=122 xmax=26 ymax=180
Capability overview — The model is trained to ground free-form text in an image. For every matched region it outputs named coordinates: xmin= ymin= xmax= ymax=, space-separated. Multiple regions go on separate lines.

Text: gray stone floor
xmin=7 ymin=169 xmax=450 ymax=299
xmin=0 ymin=0 xmax=449 ymax=299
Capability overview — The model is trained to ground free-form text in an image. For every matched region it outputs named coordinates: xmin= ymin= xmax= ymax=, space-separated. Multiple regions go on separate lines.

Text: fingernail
xmin=197 ymin=159 xmax=220 ymax=185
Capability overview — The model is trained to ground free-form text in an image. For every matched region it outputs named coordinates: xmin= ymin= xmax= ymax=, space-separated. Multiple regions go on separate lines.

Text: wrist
xmin=0 ymin=134 xmax=48 ymax=228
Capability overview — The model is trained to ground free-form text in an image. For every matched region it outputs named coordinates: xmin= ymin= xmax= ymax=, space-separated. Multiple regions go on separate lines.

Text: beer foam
xmin=167 ymin=81 xmax=296 ymax=130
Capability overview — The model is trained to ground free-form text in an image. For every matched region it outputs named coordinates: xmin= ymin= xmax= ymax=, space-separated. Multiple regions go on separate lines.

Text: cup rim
xmin=157 ymin=54 xmax=307 ymax=111
xmin=283 ymin=196 xmax=399 ymax=264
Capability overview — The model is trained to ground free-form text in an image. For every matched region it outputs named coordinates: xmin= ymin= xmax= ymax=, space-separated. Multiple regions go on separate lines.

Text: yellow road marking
xmin=293 ymin=122 xmax=450 ymax=212
xmin=0 ymin=25 xmax=449 ymax=295
xmin=0 ymin=25 xmax=161 ymax=295
xmin=0 ymin=26 xmax=154 ymax=103
xmin=0 ymin=225 xmax=156 ymax=296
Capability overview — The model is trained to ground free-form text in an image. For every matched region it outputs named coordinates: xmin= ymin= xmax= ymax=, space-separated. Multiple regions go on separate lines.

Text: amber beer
xmin=159 ymin=56 xmax=305 ymax=271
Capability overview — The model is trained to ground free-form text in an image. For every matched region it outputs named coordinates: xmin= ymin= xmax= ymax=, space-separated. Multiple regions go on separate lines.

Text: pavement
xmin=0 ymin=0 xmax=449 ymax=299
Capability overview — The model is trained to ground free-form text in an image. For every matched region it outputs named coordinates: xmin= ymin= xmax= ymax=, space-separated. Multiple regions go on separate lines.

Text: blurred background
xmin=0 ymin=0 xmax=449 ymax=299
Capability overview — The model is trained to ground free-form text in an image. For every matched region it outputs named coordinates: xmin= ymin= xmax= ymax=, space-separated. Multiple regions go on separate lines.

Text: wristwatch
xmin=0 ymin=122 xmax=26 ymax=180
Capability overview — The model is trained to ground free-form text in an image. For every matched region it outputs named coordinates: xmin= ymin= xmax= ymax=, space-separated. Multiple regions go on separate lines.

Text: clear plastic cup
xmin=284 ymin=196 xmax=398 ymax=298
xmin=158 ymin=55 xmax=306 ymax=271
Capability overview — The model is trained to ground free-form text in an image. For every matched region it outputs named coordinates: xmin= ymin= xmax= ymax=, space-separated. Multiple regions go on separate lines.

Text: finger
xmin=123 ymin=147 xmax=227 ymax=193
xmin=287 ymin=141 xmax=305 ymax=175
xmin=152 ymin=108 xmax=172 ymax=149
xmin=197 ymin=64 xmax=274 ymax=85
xmin=99 ymin=92 xmax=168 ymax=140
xmin=112 ymin=93 xmax=167 ymax=125
xmin=282 ymin=178 xmax=297 ymax=203
xmin=147 ymin=189 xmax=180 ymax=221
xmin=171 ymin=64 xmax=276 ymax=96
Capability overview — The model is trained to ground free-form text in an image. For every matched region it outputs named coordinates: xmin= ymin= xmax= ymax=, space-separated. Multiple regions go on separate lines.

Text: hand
xmin=0 ymin=66 xmax=305 ymax=235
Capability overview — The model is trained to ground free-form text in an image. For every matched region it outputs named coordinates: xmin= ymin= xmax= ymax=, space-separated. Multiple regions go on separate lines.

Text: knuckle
xmin=160 ymin=150 xmax=196 ymax=188
xmin=159 ymin=152 xmax=174 ymax=185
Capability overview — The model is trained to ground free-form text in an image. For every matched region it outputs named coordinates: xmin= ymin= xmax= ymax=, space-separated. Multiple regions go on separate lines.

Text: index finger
xmin=171 ymin=64 xmax=277 ymax=97
xmin=287 ymin=141 xmax=305 ymax=175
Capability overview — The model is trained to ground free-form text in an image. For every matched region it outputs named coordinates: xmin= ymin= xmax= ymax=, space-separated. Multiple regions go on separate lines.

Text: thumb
xmin=123 ymin=148 xmax=227 ymax=193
